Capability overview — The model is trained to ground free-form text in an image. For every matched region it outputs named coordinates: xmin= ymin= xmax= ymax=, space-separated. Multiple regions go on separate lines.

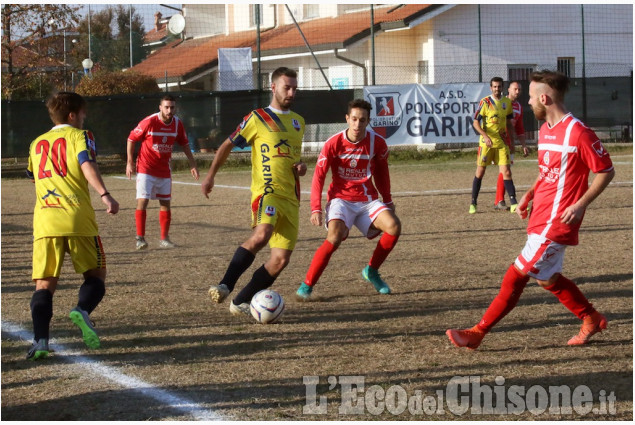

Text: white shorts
xmin=324 ymin=198 xmax=390 ymax=239
xmin=136 ymin=173 xmax=171 ymax=201
xmin=514 ymin=233 xmax=567 ymax=280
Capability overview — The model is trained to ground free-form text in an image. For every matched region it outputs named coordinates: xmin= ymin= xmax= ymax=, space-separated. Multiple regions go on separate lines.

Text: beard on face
xmin=531 ymin=102 xmax=546 ymax=121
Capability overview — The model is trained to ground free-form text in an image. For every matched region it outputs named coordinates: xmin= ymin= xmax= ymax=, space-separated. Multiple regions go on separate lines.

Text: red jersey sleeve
xmin=578 ymin=128 xmax=614 ymax=174
xmin=373 ymin=137 xmax=392 ymax=204
xmin=175 ymin=118 xmax=188 ymax=146
xmin=128 ymin=116 xmax=149 ymax=143
xmin=310 ymin=142 xmax=332 ymax=213
xmin=514 ymin=106 xmax=525 ymax=136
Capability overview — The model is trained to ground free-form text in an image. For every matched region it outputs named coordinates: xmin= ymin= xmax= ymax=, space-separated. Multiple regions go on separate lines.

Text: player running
xmin=126 ymin=95 xmax=199 ymax=250
xmin=26 ymin=92 xmax=119 ymax=360
xmin=447 ymin=70 xmax=615 ymax=349
xmin=296 ymin=99 xmax=401 ymax=301
xmin=203 ymin=67 xmax=306 ymax=316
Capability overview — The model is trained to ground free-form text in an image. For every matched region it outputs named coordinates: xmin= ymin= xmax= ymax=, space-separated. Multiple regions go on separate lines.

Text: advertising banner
xmin=364 ymin=83 xmax=492 ymax=145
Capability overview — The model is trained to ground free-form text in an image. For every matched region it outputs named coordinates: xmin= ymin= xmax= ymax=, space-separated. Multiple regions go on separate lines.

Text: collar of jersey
xmin=267 ymin=105 xmax=290 ymax=115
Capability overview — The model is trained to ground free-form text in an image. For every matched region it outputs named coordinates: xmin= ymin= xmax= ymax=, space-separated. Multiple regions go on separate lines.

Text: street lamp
xmin=82 ymin=58 xmax=94 ymax=77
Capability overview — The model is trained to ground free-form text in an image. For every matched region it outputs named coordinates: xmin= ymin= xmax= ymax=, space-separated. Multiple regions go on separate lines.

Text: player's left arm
xmin=181 ymin=144 xmax=200 ymax=180
xmin=374 ymin=140 xmax=393 ymax=208
xmin=560 ymin=169 xmax=614 ymax=225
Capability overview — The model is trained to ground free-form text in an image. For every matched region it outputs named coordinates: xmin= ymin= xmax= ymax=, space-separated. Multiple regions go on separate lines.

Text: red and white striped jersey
xmin=505 ymin=101 xmax=525 ymax=146
xmin=310 ymin=129 xmax=392 ymax=213
xmin=528 ymin=113 xmax=613 ymax=245
xmin=127 ymin=113 xmax=188 ymax=178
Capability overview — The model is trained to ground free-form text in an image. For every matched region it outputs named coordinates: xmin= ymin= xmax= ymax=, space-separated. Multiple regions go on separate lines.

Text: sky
xmin=76 ymin=4 xmax=183 ymax=34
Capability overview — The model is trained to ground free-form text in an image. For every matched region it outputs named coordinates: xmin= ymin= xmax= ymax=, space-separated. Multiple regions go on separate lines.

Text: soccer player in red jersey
xmin=126 ymin=95 xmax=199 ymax=250
xmin=296 ymin=99 xmax=401 ymax=301
xmin=494 ymin=81 xmax=529 ymax=210
xmin=447 ymin=70 xmax=615 ymax=349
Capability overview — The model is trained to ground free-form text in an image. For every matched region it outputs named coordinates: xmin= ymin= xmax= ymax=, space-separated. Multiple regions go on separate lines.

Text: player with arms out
xmin=494 ymin=81 xmax=530 ymax=210
xmin=202 ymin=67 xmax=307 ymax=316
xmin=447 ymin=70 xmax=615 ymax=349
xmin=26 ymin=92 xmax=119 ymax=360
xmin=470 ymin=77 xmax=518 ymax=214
xmin=126 ymin=95 xmax=199 ymax=250
xmin=296 ymin=99 xmax=401 ymax=301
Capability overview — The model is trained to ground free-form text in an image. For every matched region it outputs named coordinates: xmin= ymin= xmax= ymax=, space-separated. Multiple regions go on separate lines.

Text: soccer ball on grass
xmin=250 ymin=289 xmax=285 ymax=324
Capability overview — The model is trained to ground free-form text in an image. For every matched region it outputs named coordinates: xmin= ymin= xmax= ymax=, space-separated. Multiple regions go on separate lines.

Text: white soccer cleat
xmin=208 ymin=284 xmax=230 ymax=303
xmin=159 ymin=239 xmax=176 ymax=249
xmin=229 ymin=301 xmax=251 ymax=317
xmin=135 ymin=236 xmax=148 ymax=250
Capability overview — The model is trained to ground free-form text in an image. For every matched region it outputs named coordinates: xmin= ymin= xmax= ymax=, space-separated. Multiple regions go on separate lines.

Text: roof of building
xmin=131 ymin=4 xmax=440 ymax=82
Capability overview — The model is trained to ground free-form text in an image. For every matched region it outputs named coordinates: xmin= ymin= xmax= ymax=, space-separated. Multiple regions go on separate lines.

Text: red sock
xmin=304 ymin=240 xmax=338 ymax=286
xmin=544 ymin=275 xmax=595 ymax=319
xmin=159 ymin=210 xmax=171 ymax=240
xmin=368 ymin=233 xmax=399 ymax=270
xmin=495 ymin=172 xmax=505 ymax=205
xmin=135 ymin=209 xmax=147 ymax=237
xmin=477 ymin=264 xmax=530 ymax=333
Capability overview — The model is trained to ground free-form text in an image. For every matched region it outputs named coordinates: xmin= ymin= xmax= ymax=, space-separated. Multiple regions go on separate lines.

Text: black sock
xmin=503 ymin=179 xmax=517 ymax=205
xmin=78 ymin=277 xmax=105 ymax=314
xmin=31 ymin=289 xmax=53 ymax=341
xmin=471 ymin=176 xmax=482 ymax=205
xmin=220 ymin=246 xmax=255 ymax=292
xmin=233 ymin=264 xmax=276 ymax=305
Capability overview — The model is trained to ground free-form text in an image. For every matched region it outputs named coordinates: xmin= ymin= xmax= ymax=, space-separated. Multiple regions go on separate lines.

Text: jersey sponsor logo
xmin=292 ymin=119 xmax=301 ymax=131
xmin=274 ymin=139 xmax=292 ymax=158
xmin=317 ymin=155 xmax=327 ymax=168
xmin=367 ymin=92 xmax=402 ymax=139
xmin=261 ymin=144 xmax=274 ymax=194
xmin=134 ymin=126 xmax=143 ymax=135
xmin=152 ymin=143 xmax=173 ymax=153
xmin=592 ymin=140 xmax=608 ymax=157
xmin=265 ymin=205 xmax=276 ymax=217
xmin=42 ymin=188 xmax=64 ymax=209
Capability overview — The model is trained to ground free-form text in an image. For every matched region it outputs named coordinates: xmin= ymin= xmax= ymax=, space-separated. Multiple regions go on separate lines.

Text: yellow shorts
xmin=477 ymin=143 xmax=511 ymax=167
xmin=251 ymin=194 xmax=299 ymax=250
xmin=32 ymin=236 xmax=106 ymax=280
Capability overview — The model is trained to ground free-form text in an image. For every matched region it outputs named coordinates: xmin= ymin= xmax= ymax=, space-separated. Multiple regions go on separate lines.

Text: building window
xmin=508 ymin=65 xmax=535 ymax=82
xmin=557 ymin=57 xmax=575 ymax=78
xmin=249 ymin=4 xmax=264 ymax=27
xmin=418 ymin=60 xmax=429 ymax=84
xmin=304 ymin=4 xmax=319 ymax=19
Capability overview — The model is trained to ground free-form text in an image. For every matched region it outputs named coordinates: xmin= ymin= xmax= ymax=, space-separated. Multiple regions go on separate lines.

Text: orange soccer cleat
xmin=446 ymin=326 xmax=486 ymax=350
xmin=567 ymin=311 xmax=608 ymax=346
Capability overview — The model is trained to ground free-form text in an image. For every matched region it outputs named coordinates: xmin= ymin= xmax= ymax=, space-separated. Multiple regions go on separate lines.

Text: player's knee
xmin=537 ymin=273 xmax=560 ymax=288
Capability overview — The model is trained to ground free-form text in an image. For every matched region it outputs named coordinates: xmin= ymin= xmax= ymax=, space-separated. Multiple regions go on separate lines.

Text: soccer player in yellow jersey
xmin=469 ymin=76 xmax=518 ymax=214
xmin=202 ymin=67 xmax=307 ymax=317
xmin=26 ymin=92 xmax=119 ymax=360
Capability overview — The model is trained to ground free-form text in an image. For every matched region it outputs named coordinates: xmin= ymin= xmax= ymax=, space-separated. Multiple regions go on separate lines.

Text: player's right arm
xmin=125 ymin=139 xmax=136 ymax=179
xmin=201 ymin=138 xmax=233 ymax=199
xmin=516 ymin=176 xmax=541 ymax=220
xmin=309 ymin=143 xmax=332 ymax=226
xmin=81 ymin=161 xmax=119 ymax=215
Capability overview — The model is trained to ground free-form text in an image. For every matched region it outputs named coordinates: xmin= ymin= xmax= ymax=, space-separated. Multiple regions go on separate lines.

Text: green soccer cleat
xmin=296 ymin=282 xmax=313 ymax=301
xmin=69 ymin=307 xmax=100 ymax=349
xmin=469 ymin=204 xmax=477 ymax=214
xmin=26 ymin=339 xmax=49 ymax=361
xmin=362 ymin=265 xmax=391 ymax=294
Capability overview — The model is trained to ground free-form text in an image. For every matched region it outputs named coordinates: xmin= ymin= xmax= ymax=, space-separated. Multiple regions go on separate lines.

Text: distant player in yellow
xmin=26 ymin=92 xmax=119 ymax=360
xmin=202 ymin=67 xmax=306 ymax=317
xmin=469 ymin=76 xmax=517 ymax=214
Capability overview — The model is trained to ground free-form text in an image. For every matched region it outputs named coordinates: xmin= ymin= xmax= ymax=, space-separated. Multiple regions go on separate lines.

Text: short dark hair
xmin=160 ymin=94 xmax=175 ymax=103
xmin=46 ymin=92 xmax=86 ymax=125
xmin=530 ymin=70 xmax=570 ymax=100
xmin=271 ymin=67 xmax=297 ymax=83
xmin=347 ymin=99 xmax=372 ymax=116
xmin=490 ymin=76 xmax=504 ymax=86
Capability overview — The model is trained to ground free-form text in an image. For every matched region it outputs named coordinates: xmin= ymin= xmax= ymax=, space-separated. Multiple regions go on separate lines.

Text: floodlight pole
xmin=370 ymin=5 xmax=375 ymax=86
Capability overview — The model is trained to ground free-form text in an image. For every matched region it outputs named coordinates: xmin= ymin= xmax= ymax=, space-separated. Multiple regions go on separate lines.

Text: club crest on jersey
xmin=502 ymin=102 xmax=507 ymax=109
xmin=265 ymin=205 xmax=276 ymax=217
xmin=367 ymin=92 xmax=402 ymax=139
xmin=350 ymin=159 xmax=358 ymax=168
xmin=544 ymin=151 xmax=550 ymax=166
xmin=592 ymin=140 xmax=609 ymax=157
xmin=292 ymin=119 xmax=301 ymax=131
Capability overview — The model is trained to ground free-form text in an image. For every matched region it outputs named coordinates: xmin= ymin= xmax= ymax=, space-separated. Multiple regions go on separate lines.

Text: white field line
xmin=111 ymin=175 xmax=633 ymax=197
xmin=1 ymin=321 xmax=224 ymax=421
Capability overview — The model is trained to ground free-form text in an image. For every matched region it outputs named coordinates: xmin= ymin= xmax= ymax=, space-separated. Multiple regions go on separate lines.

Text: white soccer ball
xmin=250 ymin=289 xmax=285 ymax=324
